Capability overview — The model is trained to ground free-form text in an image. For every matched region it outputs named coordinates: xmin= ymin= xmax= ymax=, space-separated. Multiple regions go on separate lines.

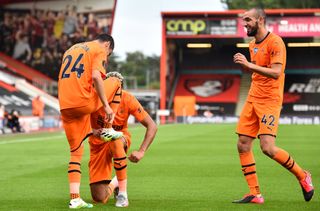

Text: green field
xmin=0 ymin=124 xmax=319 ymax=210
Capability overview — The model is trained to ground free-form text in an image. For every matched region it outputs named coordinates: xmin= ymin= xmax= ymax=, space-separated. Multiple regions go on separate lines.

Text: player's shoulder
xmin=268 ymin=32 xmax=284 ymax=43
xmin=122 ymin=90 xmax=135 ymax=100
xmin=123 ymin=91 xmax=141 ymax=107
xmin=86 ymin=41 xmax=104 ymax=53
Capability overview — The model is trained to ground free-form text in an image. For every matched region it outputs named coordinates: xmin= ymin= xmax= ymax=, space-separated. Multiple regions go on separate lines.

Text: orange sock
xmin=68 ymin=145 xmax=83 ymax=199
xmin=239 ymin=151 xmax=261 ymax=195
xmin=68 ymin=146 xmax=83 ymax=183
xmin=70 ymin=193 xmax=80 ymax=199
xmin=111 ymin=139 xmax=127 ymax=181
xmin=273 ymin=149 xmax=305 ymax=180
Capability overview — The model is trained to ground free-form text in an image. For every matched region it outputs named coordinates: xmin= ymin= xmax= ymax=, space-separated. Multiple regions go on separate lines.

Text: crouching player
xmin=89 ymin=72 xmax=158 ymax=207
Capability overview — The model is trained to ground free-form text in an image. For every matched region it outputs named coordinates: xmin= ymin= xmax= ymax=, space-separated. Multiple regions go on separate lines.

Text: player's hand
xmin=104 ymin=105 xmax=115 ymax=123
xmin=128 ymin=150 xmax=145 ymax=163
xmin=92 ymin=128 xmax=102 ymax=137
xmin=233 ymin=53 xmax=251 ymax=70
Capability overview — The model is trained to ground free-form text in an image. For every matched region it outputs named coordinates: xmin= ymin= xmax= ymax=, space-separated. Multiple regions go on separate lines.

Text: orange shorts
xmin=60 ymin=77 xmax=121 ymax=152
xmin=61 ymin=97 xmax=100 ymax=152
xmin=88 ymin=134 xmax=130 ymax=184
xmin=236 ymin=101 xmax=281 ymax=138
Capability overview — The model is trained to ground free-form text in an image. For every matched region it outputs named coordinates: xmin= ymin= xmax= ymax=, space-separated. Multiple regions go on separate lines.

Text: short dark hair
xmin=96 ymin=33 xmax=114 ymax=50
xmin=253 ymin=7 xmax=266 ymax=24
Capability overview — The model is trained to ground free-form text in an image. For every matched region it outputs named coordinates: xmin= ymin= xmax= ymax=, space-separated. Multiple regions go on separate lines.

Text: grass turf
xmin=0 ymin=124 xmax=319 ymax=210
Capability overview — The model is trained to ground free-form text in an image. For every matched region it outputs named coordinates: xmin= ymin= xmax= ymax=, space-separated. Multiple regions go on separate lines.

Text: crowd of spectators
xmin=0 ymin=6 xmax=112 ymax=80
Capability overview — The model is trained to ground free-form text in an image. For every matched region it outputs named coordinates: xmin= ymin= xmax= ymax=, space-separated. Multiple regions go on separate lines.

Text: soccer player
xmin=232 ymin=8 xmax=314 ymax=204
xmin=88 ymin=72 xmax=158 ymax=208
xmin=58 ymin=34 xmax=123 ymax=209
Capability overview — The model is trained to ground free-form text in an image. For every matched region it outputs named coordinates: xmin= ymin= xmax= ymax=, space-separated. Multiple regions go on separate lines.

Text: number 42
xmin=261 ymin=114 xmax=275 ymax=126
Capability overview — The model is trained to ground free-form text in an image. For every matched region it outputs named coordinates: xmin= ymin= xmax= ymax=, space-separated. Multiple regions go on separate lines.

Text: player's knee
xmin=261 ymin=146 xmax=272 ymax=157
xmin=260 ymin=136 xmax=277 ymax=157
xmin=91 ymin=192 xmax=105 ymax=203
xmin=110 ymin=139 xmax=126 ymax=156
xmin=71 ymin=144 xmax=84 ymax=158
xmin=237 ymin=138 xmax=252 ymax=153
xmin=90 ymin=184 xmax=107 ymax=203
xmin=260 ymin=143 xmax=276 ymax=157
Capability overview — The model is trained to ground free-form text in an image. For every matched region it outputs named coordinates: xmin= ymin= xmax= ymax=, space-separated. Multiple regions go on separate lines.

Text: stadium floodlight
xmin=187 ymin=43 xmax=212 ymax=48
xmin=236 ymin=43 xmax=249 ymax=48
xmin=287 ymin=42 xmax=320 ymax=47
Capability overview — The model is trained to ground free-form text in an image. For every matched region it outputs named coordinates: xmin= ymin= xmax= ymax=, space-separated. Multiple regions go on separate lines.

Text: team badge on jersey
xmin=254 ymin=47 xmax=258 ymax=54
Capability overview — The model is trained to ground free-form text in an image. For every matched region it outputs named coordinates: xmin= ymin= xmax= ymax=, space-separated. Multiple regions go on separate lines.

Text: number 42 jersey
xmin=58 ymin=41 xmax=107 ymax=110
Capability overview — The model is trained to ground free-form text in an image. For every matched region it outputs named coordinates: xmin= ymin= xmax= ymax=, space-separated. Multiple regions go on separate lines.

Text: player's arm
xmin=128 ymin=114 xmax=157 ymax=163
xmin=233 ymin=53 xmax=282 ymax=79
xmin=92 ymin=70 xmax=114 ymax=122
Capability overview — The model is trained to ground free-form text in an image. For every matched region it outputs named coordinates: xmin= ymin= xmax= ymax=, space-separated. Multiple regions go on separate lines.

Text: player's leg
xmin=256 ymin=102 xmax=314 ymax=202
xmin=110 ymin=137 xmax=129 ymax=207
xmin=233 ymin=101 xmax=264 ymax=204
xmin=109 ymin=135 xmax=131 ymax=201
xmin=88 ymin=135 xmax=114 ymax=203
xmin=61 ymin=109 xmax=93 ymax=208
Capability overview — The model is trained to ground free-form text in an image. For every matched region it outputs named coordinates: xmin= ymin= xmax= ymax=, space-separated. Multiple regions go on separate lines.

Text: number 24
xmin=61 ymin=54 xmax=84 ymax=79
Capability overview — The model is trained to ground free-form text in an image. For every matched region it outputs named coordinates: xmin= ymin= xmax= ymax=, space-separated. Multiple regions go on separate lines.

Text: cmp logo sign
xmin=166 ymin=19 xmax=206 ymax=35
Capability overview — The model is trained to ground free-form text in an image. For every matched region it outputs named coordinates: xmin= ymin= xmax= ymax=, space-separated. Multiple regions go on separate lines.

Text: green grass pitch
xmin=0 ymin=124 xmax=319 ymax=210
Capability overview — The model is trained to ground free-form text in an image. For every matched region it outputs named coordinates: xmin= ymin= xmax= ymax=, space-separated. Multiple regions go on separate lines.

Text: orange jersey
xmin=112 ymin=90 xmax=148 ymax=137
xmin=247 ymin=32 xmax=286 ymax=103
xmin=58 ymin=41 xmax=107 ymax=110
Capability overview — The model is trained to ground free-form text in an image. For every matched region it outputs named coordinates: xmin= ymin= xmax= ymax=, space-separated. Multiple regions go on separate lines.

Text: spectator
xmin=77 ymin=13 xmax=87 ymax=37
xmin=0 ymin=13 xmax=14 ymax=55
xmin=45 ymin=11 xmax=56 ymax=36
xmin=7 ymin=109 xmax=23 ymax=133
xmin=0 ymin=103 xmax=4 ymax=131
xmin=32 ymin=95 xmax=45 ymax=118
xmin=54 ymin=11 xmax=64 ymax=39
xmin=87 ymin=13 xmax=98 ymax=38
xmin=30 ymin=14 xmax=44 ymax=49
xmin=63 ymin=9 xmax=78 ymax=36
xmin=12 ymin=33 xmax=32 ymax=64
xmin=58 ymin=33 xmax=71 ymax=54
xmin=45 ymin=31 xmax=57 ymax=52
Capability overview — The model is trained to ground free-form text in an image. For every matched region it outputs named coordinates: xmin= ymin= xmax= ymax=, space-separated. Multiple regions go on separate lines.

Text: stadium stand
xmin=0 ymin=6 xmax=112 ymax=81
xmin=0 ymin=0 xmax=116 ymax=132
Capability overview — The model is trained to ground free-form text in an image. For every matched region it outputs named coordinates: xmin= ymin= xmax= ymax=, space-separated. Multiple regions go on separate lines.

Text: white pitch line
xmin=0 ymin=124 xmax=171 ymax=145
xmin=0 ymin=134 xmax=65 ymax=145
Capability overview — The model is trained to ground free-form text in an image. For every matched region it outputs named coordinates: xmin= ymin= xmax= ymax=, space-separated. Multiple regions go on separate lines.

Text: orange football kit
xmin=235 ymin=31 xmax=312 ymax=203
xmin=58 ymin=41 xmax=121 ymax=191
xmin=89 ymin=90 xmax=148 ymax=185
xmin=236 ymin=32 xmax=286 ymax=138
